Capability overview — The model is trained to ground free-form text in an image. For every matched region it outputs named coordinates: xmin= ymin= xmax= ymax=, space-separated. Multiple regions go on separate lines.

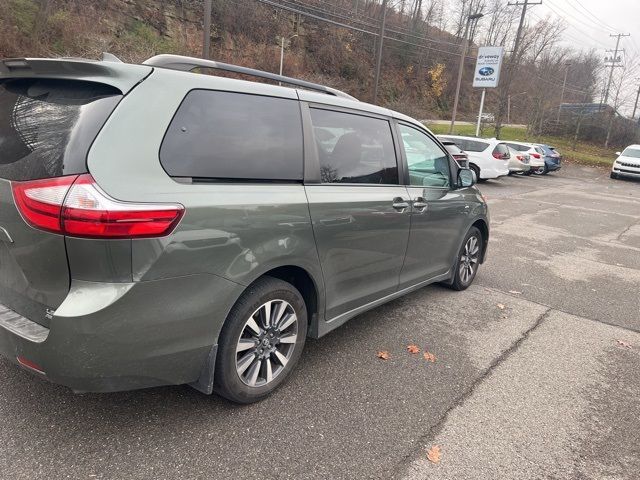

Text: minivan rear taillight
xmin=12 ymin=174 xmax=184 ymax=238
xmin=531 ymin=153 xmax=541 ymax=159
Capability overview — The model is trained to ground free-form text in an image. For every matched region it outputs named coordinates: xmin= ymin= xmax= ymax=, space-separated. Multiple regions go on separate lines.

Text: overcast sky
xmin=531 ymin=0 xmax=640 ymax=60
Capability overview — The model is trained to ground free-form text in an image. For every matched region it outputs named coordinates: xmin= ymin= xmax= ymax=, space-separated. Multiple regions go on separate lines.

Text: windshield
xmin=621 ymin=147 xmax=640 ymax=158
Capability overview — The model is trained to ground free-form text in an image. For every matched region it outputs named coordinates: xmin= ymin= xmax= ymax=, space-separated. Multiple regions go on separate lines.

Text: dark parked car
xmin=0 ymin=54 xmax=489 ymax=403
xmin=534 ymin=143 xmax=562 ymax=173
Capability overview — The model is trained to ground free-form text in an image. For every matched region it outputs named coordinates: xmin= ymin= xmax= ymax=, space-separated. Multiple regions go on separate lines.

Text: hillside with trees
xmin=1 ymin=0 xmax=637 ymax=146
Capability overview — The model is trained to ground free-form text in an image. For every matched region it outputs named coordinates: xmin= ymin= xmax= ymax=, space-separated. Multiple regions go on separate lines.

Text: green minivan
xmin=0 ymin=54 xmax=488 ymax=403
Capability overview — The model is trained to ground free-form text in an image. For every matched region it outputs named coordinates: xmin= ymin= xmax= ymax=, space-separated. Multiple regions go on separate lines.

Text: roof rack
xmin=143 ymin=54 xmax=357 ymax=101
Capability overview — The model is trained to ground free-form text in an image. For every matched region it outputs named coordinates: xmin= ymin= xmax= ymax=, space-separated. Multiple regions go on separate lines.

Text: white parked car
xmin=611 ymin=145 xmax=640 ymax=180
xmin=506 ymin=146 xmax=531 ymax=174
xmin=503 ymin=141 xmax=546 ymax=174
xmin=437 ymin=135 xmax=510 ymax=181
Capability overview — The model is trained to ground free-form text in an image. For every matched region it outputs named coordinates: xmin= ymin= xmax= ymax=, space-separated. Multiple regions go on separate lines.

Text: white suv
xmin=437 ymin=135 xmax=509 ymax=180
xmin=611 ymin=145 xmax=640 ymax=180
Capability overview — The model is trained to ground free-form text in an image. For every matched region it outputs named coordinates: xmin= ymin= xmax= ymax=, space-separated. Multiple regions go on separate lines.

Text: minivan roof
xmin=143 ymin=54 xmax=424 ymax=128
xmin=437 ymin=134 xmax=498 ymax=144
xmin=0 ymin=53 xmax=428 ymax=132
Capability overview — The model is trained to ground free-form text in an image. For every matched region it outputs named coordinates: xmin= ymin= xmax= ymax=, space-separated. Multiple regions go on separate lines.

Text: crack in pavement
xmin=389 ymin=305 xmax=553 ymax=479
xmin=478 ymin=283 xmax=640 ymax=335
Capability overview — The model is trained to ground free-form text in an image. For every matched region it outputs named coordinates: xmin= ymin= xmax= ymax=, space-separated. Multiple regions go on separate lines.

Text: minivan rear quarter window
xmin=0 ymin=78 xmax=122 ymax=181
xmin=160 ymin=90 xmax=303 ymax=181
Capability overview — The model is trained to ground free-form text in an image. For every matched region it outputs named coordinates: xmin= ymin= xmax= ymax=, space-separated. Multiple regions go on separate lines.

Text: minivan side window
xmin=160 ymin=90 xmax=303 ymax=180
xmin=309 ymin=108 xmax=398 ymax=184
xmin=399 ymin=124 xmax=450 ymax=188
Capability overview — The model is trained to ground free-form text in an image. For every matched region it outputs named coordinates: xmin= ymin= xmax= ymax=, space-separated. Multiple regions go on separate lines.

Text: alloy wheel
xmin=235 ymin=299 xmax=298 ymax=387
xmin=459 ymin=235 xmax=480 ymax=284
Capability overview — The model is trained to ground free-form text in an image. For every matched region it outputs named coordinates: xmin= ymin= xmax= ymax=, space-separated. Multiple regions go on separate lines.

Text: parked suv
xmin=503 ymin=141 xmax=546 ymax=175
xmin=0 ymin=54 xmax=489 ymax=403
xmin=437 ymin=135 xmax=510 ymax=181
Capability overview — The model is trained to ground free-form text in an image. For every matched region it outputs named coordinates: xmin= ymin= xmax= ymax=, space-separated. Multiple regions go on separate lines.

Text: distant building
xmin=558 ymin=103 xmax=618 ymax=116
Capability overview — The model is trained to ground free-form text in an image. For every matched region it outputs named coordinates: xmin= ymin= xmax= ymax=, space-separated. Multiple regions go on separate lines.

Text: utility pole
xmin=557 ymin=62 xmax=571 ymax=122
xmin=202 ymin=0 xmax=212 ymax=59
xmin=494 ymin=0 xmax=542 ymax=138
xmin=449 ymin=11 xmax=484 ymax=134
xmin=372 ymin=0 xmax=388 ymax=104
xmin=603 ymin=33 xmax=629 ymax=107
xmin=632 ymin=82 xmax=640 ymax=120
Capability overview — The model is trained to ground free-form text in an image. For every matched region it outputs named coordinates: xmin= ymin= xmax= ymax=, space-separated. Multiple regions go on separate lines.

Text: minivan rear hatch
xmin=0 ymin=58 xmax=151 ymax=327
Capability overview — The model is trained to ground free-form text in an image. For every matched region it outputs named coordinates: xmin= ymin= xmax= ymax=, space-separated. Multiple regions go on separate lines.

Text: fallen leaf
xmin=427 ymin=445 xmax=441 ymax=464
xmin=617 ymin=340 xmax=632 ymax=349
xmin=508 ymin=290 xmax=522 ymax=295
xmin=377 ymin=350 xmax=390 ymax=360
xmin=497 ymin=303 xmax=506 ymax=310
xmin=501 ymin=314 xmax=508 ymax=319
xmin=423 ymin=351 xmax=437 ymax=363
xmin=407 ymin=344 xmax=420 ymax=354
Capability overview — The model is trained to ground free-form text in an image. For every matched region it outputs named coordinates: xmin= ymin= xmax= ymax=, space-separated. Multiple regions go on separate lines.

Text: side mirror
xmin=615 ymin=151 xmax=621 ymax=156
xmin=458 ymin=168 xmax=475 ymax=188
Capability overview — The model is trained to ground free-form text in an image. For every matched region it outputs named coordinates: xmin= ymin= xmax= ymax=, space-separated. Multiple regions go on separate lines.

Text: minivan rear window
xmin=0 ymin=78 xmax=122 ymax=181
xmin=440 ymin=137 xmax=488 ymax=152
xmin=160 ymin=90 xmax=303 ymax=181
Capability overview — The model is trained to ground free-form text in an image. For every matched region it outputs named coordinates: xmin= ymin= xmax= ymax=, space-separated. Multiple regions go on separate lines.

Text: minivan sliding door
xmin=303 ymin=106 xmax=411 ymax=321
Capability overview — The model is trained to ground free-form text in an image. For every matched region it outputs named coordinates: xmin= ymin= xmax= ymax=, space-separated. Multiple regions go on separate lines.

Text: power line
xmin=277 ymin=0 xmax=463 ymax=48
xmin=550 ymin=0 xmax=617 ymax=34
xmin=564 ymin=0 xmax=618 ymax=33
xmin=254 ymin=0 xmax=478 ymax=60
xmin=542 ymin=1 xmax=610 ymax=48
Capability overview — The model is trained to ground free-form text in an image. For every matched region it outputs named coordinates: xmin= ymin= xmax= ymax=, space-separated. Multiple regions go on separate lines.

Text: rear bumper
xmin=0 ymin=274 xmax=241 ymax=392
xmin=545 ymin=159 xmax=562 ymax=171
xmin=479 ymin=162 xmax=510 ymax=179
xmin=508 ymin=162 xmax=531 ymax=172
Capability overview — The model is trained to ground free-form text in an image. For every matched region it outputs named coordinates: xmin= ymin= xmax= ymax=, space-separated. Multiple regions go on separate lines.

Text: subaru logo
xmin=478 ymin=67 xmax=494 ymax=76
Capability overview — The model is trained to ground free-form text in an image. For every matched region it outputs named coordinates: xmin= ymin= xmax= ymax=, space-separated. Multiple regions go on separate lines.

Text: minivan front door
xmin=397 ymin=123 xmax=468 ymax=288
xmin=305 ymin=107 xmax=410 ymax=320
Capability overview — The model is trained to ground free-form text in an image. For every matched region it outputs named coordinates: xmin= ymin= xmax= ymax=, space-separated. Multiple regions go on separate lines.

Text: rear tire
xmin=447 ymin=227 xmax=483 ymax=291
xmin=214 ymin=276 xmax=307 ymax=404
xmin=470 ymin=164 xmax=484 ymax=183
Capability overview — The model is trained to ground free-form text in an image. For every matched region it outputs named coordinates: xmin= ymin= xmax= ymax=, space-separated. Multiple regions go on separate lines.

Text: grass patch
xmin=425 ymin=122 xmax=617 ymax=168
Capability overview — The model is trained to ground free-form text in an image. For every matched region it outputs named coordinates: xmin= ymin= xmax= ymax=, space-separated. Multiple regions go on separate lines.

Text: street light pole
xmin=449 ymin=12 xmax=484 ymax=134
xmin=278 ymin=34 xmax=298 ymax=84
xmin=279 ymin=37 xmax=285 ymax=77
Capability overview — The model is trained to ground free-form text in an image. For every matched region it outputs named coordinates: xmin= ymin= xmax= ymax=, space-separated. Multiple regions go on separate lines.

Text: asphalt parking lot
xmin=1 ymin=163 xmax=639 ymax=479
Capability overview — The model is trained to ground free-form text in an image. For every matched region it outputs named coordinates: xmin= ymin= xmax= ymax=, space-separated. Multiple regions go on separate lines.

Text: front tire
xmin=448 ymin=227 xmax=483 ymax=291
xmin=214 ymin=276 xmax=307 ymax=404
xmin=610 ymin=171 xmax=618 ymax=179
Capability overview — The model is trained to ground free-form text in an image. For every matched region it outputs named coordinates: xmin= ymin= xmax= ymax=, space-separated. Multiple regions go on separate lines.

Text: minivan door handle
xmin=412 ymin=197 xmax=428 ymax=213
xmin=392 ymin=197 xmax=410 ymax=212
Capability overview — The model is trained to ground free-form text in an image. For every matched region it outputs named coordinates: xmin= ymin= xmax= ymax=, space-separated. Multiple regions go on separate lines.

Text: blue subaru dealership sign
xmin=473 ymin=46 xmax=504 ymax=88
